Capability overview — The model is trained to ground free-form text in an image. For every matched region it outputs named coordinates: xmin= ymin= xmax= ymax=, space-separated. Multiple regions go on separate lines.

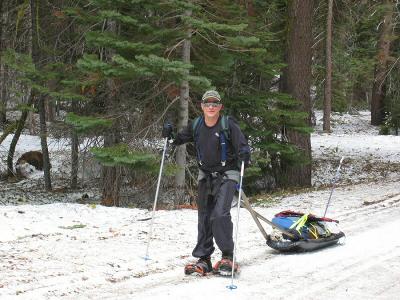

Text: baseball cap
xmin=201 ymin=90 xmax=221 ymax=103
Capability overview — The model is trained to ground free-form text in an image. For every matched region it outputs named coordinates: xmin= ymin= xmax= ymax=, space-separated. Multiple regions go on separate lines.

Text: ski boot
xmin=184 ymin=257 xmax=212 ymax=276
xmin=213 ymin=256 xmax=239 ymax=276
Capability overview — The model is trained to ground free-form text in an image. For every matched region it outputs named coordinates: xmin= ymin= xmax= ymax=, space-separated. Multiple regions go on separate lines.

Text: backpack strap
xmin=220 ymin=115 xmax=230 ymax=140
xmin=192 ymin=116 xmax=204 ymax=165
xmin=192 ymin=115 xmax=231 ymax=167
xmin=219 ymin=115 xmax=230 ymax=166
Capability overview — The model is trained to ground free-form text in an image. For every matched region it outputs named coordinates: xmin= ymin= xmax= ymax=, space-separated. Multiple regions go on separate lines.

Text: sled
xmin=239 ymin=192 xmax=345 ymax=253
xmin=266 ymin=231 xmax=345 ymax=252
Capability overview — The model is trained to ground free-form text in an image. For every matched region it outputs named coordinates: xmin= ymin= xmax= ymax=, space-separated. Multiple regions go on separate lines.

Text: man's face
xmin=201 ymin=98 xmax=223 ymax=118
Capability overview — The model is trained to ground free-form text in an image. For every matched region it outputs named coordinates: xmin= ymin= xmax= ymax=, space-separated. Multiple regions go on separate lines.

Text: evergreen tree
xmin=371 ymin=0 xmax=395 ymax=125
xmin=172 ymin=0 xmax=312 ymax=191
xmin=65 ymin=0 xmax=209 ymax=205
xmin=323 ymin=0 xmax=333 ymax=132
xmin=280 ymin=0 xmax=313 ymax=187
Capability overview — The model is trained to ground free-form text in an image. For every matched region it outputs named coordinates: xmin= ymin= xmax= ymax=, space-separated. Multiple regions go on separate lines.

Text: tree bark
xmin=7 ymin=96 xmax=33 ymax=176
xmin=371 ymin=0 xmax=394 ymax=125
xmin=0 ymin=0 xmax=8 ymax=128
xmin=30 ymin=0 xmax=52 ymax=189
xmin=71 ymin=102 xmax=79 ymax=189
xmin=26 ymin=0 xmax=35 ymax=134
xmin=281 ymin=0 xmax=313 ymax=187
xmin=0 ymin=64 xmax=7 ymax=129
xmin=323 ymin=0 xmax=333 ymax=132
xmin=247 ymin=0 xmax=256 ymax=17
xmin=101 ymin=20 xmax=121 ymax=206
xmin=101 ymin=125 xmax=121 ymax=206
xmin=175 ymin=8 xmax=192 ymax=204
xmin=38 ymin=95 xmax=52 ymax=190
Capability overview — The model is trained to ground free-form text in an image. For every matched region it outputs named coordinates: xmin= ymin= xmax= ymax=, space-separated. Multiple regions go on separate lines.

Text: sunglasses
xmin=202 ymin=102 xmax=222 ymax=108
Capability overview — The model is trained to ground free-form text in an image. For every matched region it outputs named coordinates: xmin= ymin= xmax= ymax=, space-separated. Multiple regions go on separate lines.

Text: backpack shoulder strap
xmin=192 ymin=116 xmax=204 ymax=165
xmin=220 ymin=115 xmax=230 ymax=140
xmin=192 ymin=116 xmax=203 ymax=141
xmin=219 ymin=115 xmax=231 ymax=166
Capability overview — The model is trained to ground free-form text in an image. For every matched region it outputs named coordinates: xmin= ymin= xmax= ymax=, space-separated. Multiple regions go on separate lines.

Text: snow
xmin=1 ymin=111 xmax=400 ymax=299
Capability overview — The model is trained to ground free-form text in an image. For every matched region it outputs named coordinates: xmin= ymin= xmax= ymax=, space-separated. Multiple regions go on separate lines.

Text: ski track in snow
xmin=1 ymin=182 xmax=399 ymax=300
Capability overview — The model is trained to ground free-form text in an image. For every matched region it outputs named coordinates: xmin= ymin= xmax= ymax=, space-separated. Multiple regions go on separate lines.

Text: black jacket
xmin=174 ymin=115 xmax=250 ymax=173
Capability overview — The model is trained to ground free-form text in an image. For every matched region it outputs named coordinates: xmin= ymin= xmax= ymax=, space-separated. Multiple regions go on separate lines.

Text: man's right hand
xmin=162 ymin=122 xmax=173 ymax=139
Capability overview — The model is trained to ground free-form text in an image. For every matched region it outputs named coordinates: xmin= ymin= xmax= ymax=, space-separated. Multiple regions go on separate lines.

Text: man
xmin=162 ymin=90 xmax=250 ymax=276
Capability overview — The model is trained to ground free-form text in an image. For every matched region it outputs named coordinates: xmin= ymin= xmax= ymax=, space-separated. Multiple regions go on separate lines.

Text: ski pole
xmin=227 ymin=160 xmax=245 ymax=290
xmin=323 ymin=156 xmax=345 ymax=218
xmin=142 ymin=137 xmax=168 ymax=261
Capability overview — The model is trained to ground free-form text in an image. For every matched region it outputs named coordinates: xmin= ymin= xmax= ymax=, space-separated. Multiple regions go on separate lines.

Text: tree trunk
xmin=0 ymin=64 xmax=7 ymax=129
xmin=101 ymin=20 xmax=121 ymax=206
xmin=7 ymin=96 xmax=33 ymax=176
xmin=26 ymin=0 xmax=35 ymax=134
xmin=281 ymin=0 xmax=313 ymax=187
xmin=323 ymin=0 xmax=333 ymax=132
xmin=101 ymin=129 xmax=121 ymax=207
xmin=45 ymin=96 xmax=55 ymax=122
xmin=70 ymin=102 xmax=79 ymax=189
xmin=38 ymin=95 xmax=52 ymax=190
xmin=0 ymin=0 xmax=7 ymax=128
xmin=6 ymin=0 xmax=34 ymax=177
xmin=247 ymin=0 xmax=256 ymax=17
xmin=371 ymin=0 xmax=394 ymax=125
xmin=175 ymin=8 xmax=192 ymax=204
xmin=30 ymin=0 xmax=51 ymax=189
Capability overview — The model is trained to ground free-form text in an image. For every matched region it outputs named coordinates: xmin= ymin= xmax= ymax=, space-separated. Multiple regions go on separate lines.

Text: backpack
xmin=191 ymin=115 xmax=230 ymax=166
xmin=271 ymin=210 xmax=339 ymax=240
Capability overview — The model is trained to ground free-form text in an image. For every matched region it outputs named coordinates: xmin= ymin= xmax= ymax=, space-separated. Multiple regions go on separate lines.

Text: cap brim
xmin=202 ymin=97 xmax=221 ymax=103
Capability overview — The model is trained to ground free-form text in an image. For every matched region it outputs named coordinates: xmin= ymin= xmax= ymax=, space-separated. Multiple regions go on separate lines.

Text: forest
xmin=0 ymin=0 xmax=399 ymax=207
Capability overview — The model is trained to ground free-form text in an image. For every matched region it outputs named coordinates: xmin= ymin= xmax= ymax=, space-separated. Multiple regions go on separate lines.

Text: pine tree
xmin=64 ymin=0 xmax=209 ymax=205
xmin=323 ymin=0 xmax=334 ymax=132
xmin=172 ymin=0 xmax=313 ymax=191
xmin=371 ymin=0 xmax=395 ymax=125
xmin=0 ymin=0 xmax=8 ymax=128
xmin=280 ymin=0 xmax=313 ymax=187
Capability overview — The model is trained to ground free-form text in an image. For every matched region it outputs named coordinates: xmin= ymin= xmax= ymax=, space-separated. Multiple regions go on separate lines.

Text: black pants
xmin=192 ymin=177 xmax=237 ymax=258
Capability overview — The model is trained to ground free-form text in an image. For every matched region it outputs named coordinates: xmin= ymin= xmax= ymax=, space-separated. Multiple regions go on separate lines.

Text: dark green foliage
xmin=3 ymin=49 xmax=85 ymax=102
xmin=62 ymin=0 xmax=221 ymax=189
xmin=91 ymin=144 xmax=158 ymax=170
xmin=90 ymin=143 xmax=177 ymax=176
xmin=65 ymin=113 xmax=113 ymax=133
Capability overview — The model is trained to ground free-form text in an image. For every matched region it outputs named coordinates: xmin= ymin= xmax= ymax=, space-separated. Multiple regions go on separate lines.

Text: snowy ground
xmin=1 ymin=111 xmax=400 ymax=299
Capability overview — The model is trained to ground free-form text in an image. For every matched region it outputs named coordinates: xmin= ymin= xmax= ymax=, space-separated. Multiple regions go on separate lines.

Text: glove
xmin=238 ymin=150 xmax=250 ymax=166
xmin=162 ymin=122 xmax=174 ymax=139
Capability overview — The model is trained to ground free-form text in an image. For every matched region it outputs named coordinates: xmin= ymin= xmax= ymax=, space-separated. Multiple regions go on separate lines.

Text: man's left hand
xmin=238 ymin=150 xmax=250 ymax=165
